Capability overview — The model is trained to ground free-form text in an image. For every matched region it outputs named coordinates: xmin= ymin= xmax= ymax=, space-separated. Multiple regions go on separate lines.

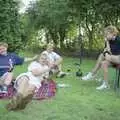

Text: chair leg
xmin=114 ymin=68 xmax=120 ymax=96
xmin=117 ymin=69 xmax=120 ymax=88
xmin=114 ymin=68 xmax=118 ymax=90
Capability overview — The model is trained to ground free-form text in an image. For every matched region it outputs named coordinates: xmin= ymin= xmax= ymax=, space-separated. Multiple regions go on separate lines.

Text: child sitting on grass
xmin=6 ymin=53 xmax=55 ymax=111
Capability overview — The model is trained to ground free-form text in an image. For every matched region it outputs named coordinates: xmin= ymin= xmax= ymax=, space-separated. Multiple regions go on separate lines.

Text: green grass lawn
xmin=0 ymin=57 xmax=120 ymax=120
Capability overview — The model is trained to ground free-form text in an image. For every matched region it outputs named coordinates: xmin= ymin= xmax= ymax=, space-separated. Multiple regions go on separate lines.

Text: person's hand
xmin=104 ymin=48 xmax=111 ymax=53
xmin=32 ymin=55 xmax=38 ymax=60
xmin=104 ymin=38 xmax=108 ymax=42
xmin=105 ymin=53 xmax=111 ymax=61
xmin=49 ymin=64 xmax=56 ymax=69
xmin=103 ymin=49 xmax=112 ymax=57
xmin=48 ymin=62 xmax=57 ymax=69
xmin=31 ymin=69 xmax=40 ymax=76
xmin=24 ymin=55 xmax=38 ymax=62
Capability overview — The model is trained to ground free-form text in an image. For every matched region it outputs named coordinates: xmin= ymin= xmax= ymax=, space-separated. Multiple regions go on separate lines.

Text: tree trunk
xmin=59 ymin=27 xmax=65 ymax=48
xmin=49 ymin=28 xmax=58 ymax=46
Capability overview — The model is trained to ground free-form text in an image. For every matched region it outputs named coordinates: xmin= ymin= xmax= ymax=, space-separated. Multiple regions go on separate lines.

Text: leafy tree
xmin=0 ymin=0 xmax=22 ymax=52
xmin=95 ymin=0 xmax=120 ymax=26
xmin=21 ymin=0 xmax=120 ymax=53
xmin=26 ymin=0 xmax=73 ymax=48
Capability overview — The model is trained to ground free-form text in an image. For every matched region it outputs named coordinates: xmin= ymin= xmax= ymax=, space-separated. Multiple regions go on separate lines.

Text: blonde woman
xmin=82 ymin=25 xmax=120 ymax=90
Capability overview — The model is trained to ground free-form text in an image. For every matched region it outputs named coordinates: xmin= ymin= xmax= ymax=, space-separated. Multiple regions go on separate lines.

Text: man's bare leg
xmin=82 ymin=53 xmax=105 ymax=80
xmin=96 ymin=60 xmax=110 ymax=90
xmin=91 ymin=53 xmax=105 ymax=75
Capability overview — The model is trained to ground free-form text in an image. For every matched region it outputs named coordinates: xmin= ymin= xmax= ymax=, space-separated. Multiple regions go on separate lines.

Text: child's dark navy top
xmin=0 ymin=53 xmax=24 ymax=76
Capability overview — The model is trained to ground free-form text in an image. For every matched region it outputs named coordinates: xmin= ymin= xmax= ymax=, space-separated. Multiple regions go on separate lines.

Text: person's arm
xmin=103 ymin=39 xmax=112 ymax=56
xmin=24 ymin=55 xmax=38 ymax=62
xmin=54 ymin=57 xmax=63 ymax=65
xmin=52 ymin=52 xmax=63 ymax=65
xmin=31 ymin=67 xmax=50 ymax=76
xmin=11 ymin=53 xmax=24 ymax=65
xmin=11 ymin=53 xmax=38 ymax=65
xmin=105 ymin=40 xmax=111 ymax=52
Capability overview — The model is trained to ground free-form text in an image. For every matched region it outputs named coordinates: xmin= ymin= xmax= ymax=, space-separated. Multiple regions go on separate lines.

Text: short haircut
xmin=36 ymin=53 xmax=48 ymax=62
xmin=0 ymin=42 xmax=8 ymax=48
xmin=47 ymin=43 xmax=54 ymax=49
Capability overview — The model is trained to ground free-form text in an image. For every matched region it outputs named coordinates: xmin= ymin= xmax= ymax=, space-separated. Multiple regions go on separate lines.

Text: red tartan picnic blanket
xmin=0 ymin=80 xmax=57 ymax=100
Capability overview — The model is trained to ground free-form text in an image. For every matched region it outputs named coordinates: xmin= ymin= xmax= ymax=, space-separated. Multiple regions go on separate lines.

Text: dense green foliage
xmin=0 ymin=0 xmax=22 ymax=52
xmin=1 ymin=0 xmax=120 ymax=52
xmin=23 ymin=0 xmax=120 ymax=52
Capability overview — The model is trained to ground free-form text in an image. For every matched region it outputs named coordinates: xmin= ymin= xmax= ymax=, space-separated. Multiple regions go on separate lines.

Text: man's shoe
xmin=0 ymin=85 xmax=3 ymax=93
xmin=57 ymin=72 xmax=66 ymax=78
xmin=81 ymin=72 xmax=93 ymax=80
xmin=96 ymin=83 xmax=110 ymax=90
xmin=19 ymin=94 xmax=33 ymax=109
xmin=1 ymin=86 xmax=8 ymax=94
xmin=6 ymin=96 xmax=17 ymax=111
xmin=6 ymin=93 xmax=23 ymax=111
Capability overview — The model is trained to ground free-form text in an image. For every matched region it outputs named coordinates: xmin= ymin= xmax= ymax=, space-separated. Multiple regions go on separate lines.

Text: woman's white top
xmin=15 ymin=61 xmax=49 ymax=89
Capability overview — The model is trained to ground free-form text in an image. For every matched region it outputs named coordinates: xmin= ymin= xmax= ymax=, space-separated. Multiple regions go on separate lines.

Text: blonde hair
xmin=104 ymin=25 xmax=119 ymax=36
xmin=0 ymin=42 xmax=8 ymax=48
xmin=47 ymin=43 xmax=54 ymax=49
xmin=36 ymin=53 xmax=48 ymax=62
